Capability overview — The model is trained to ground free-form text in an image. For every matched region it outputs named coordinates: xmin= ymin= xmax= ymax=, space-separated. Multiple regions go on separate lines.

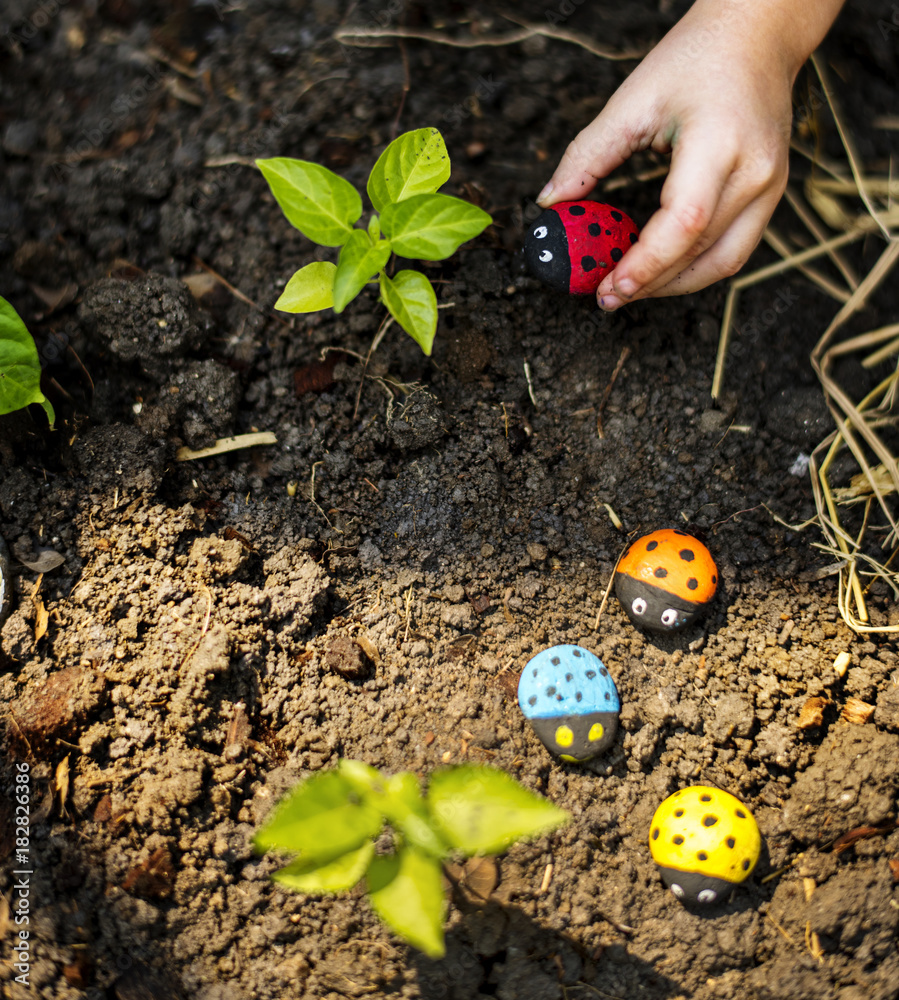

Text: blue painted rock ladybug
xmin=524 ymin=200 xmax=639 ymax=295
xmin=517 ymin=644 xmax=620 ymax=762
xmin=649 ymin=786 xmax=761 ymax=904
xmin=615 ymin=528 xmax=718 ymax=633
xmin=0 ymin=533 xmax=11 ymax=627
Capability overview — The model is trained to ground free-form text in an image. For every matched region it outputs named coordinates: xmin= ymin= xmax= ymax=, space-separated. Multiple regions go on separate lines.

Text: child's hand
xmin=537 ymin=0 xmax=845 ymax=309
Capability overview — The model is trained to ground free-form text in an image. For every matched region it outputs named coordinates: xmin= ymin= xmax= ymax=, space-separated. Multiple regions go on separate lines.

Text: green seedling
xmin=256 ymin=127 xmax=492 ymax=355
xmin=0 ymin=296 xmax=54 ymax=425
xmin=254 ymin=759 xmax=569 ymax=957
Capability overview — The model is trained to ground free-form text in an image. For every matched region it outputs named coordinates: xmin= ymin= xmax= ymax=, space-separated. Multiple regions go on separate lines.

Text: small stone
xmin=833 ymin=651 xmax=851 ymax=677
xmin=841 ymin=697 xmax=875 ymax=725
xmin=12 ymin=667 xmax=108 ymax=759
xmin=797 ymin=696 xmax=829 ymax=730
xmin=0 ymin=533 xmax=12 ymax=627
xmin=2 ymin=120 xmax=40 ymax=156
xmin=321 ymin=635 xmax=374 ymax=679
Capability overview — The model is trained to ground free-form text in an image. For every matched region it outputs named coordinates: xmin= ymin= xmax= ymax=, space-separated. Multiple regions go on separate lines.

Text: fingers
xmin=641 ymin=192 xmax=783 ymax=298
xmin=537 ymin=98 xmax=646 ymax=206
xmin=595 ymin=123 xmax=741 ymax=306
xmin=596 ymin=125 xmax=787 ymax=307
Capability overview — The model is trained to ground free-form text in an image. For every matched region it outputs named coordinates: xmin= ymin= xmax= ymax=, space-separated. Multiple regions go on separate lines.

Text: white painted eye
xmin=670 ymin=884 xmax=685 ymax=899
xmin=697 ymin=889 xmax=718 ymax=903
xmin=538 ymin=249 xmax=553 ymax=262
xmin=661 ymin=609 xmax=679 ymax=627
xmin=631 ymin=597 xmax=647 ymax=616
xmin=534 ymin=225 xmax=548 ymax=238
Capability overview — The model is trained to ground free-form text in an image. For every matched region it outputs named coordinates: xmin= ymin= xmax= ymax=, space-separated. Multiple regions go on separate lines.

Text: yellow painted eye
xmin=588 ymin=722 xmax=604 ymax=742
xmin=554 ymin=725 xmax=574 ymax=748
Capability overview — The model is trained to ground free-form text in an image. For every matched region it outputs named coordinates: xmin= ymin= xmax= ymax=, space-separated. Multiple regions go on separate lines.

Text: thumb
xmin=537 ymin=101 xmax=648 ymax=206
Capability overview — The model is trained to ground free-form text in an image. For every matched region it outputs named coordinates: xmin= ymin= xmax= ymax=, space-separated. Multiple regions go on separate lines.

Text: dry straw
xmin=714 ymin=54 xmax=899 ymax=633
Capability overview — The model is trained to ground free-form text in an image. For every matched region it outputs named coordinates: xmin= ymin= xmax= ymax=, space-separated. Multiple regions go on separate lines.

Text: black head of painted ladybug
xmin=524 ymin=200 xmax=639 ymax=295
xmin=524 ymin=207 xmax=571 ymax=294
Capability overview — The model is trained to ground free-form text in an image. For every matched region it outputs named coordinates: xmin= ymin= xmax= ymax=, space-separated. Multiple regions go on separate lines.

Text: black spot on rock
xmin=581 ymin=255 xmax=597 ymax=271
xmin=647 ymin=540 xmax=659 ymax=551
xmin=654 ymin=567 xmax=668 ymax=578
xmin=569 ymin=205 xmax=586 ymax=215
xmin=629 ymin=232 xmax=638 ymax=243
xmin=611 ymin=247 xmax=623 ymax=262
xmin=588 ymin=223 xmax=601 ymax=236
xmin=610 ymin=210 xmax=623 ymax=221
xmin=680 ymin=549 xmax=695 ymax=561
xmin=687 ymin=578 xmax=698 ymax=590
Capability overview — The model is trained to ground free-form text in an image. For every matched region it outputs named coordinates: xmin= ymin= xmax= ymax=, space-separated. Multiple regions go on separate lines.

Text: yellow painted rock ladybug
xmin=615 ymin=529 xmax=718 ymax=633
xmin=649 ymin=786 xmax=761 ymax=904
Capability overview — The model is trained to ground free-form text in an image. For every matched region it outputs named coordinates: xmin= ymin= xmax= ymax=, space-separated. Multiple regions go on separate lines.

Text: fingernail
xmin=615 ymin=277 xmax=639 ymax=298
xmin=599 ymin=294 xmax=623 ymax=312
xmin=536 ymin=181 xmax=554 ymax=205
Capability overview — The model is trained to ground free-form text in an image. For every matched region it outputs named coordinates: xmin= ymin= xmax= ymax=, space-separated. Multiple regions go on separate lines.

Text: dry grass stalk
xmin=713 ymin=64 xmax=899 ymax=633
xmin=334 ymin=17 xmax=646 ymax=61
xmin=762 ymin=225 xmax=851 ymax=303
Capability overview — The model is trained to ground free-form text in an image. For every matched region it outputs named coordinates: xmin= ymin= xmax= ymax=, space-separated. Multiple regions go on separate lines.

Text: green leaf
xmin=337 ymin=759 xmax=385 ymax=797
xmin=428 ymin=766 xmax=569 ymax=855
xmin=274 ymin=261 xmax=337 ymax=313
xmin=0 ymin=296 xmax=54 ymax=425
xmin=379 ymin=271 xmax=438 ymax=355
xmin=273 ymin=841 xmax=375 ymax=894
xmin=380 ymin=193 xmax=491 ymax=260
xmin=333 ymin=230 xmax=392 ymax=313
xmin=368 ymin=214 xmax=381 ymax=242
xmin=367 ymin=846 xmax=446 ymax=957
xmin=257 ymin=157 xmax=362 ymax=247
xmin=380 ymin=772 xmax=450 ymax=860
xmin=254 ymin=769 xmax=384 ymax=865
xmin=367 ymin=127 xmax=451 ymax=213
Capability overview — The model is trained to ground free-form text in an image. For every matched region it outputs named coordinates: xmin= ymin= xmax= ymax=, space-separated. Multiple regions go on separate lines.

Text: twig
xmin=191 ymin=255 xmax=290 ymax=326
xmin=334 ymin=17 xmax=646 ymax=62
xmin=594 ymin=541 xmax=629 ymax=630
xmin=596 ymin=345 xmax=630 ymax=438
xmin=523 ymin=360 xmax=539 ymax=410
xmin=811 ymin=53 xmax=892 ymax=241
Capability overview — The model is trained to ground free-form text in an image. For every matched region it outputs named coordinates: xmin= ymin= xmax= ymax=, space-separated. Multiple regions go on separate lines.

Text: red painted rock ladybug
xmin=524 ymin=201 xmax=639 ymax=295
xmin=614 ymin=529 xmax=718 ymax=633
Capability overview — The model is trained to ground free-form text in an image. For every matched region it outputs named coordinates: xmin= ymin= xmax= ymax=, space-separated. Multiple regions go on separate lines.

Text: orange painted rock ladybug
xmin=524 ymin=200 xmax=639 ymax=295
xmin=614 ymin=529 xmax=718 ymax=633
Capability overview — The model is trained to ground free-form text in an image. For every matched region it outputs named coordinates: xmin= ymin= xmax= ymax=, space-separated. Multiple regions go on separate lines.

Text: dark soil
xmin=2 ymin=2 xmax=899 ymax=999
